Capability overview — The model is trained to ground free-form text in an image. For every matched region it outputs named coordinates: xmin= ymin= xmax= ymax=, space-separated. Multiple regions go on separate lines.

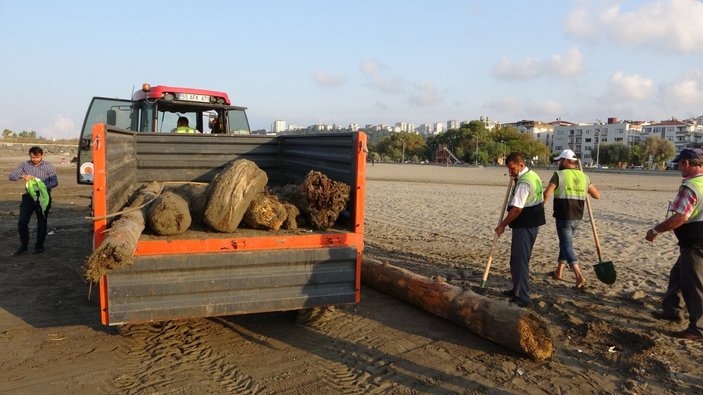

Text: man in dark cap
xmin=646 ymin=148 xmax=703 ymax=341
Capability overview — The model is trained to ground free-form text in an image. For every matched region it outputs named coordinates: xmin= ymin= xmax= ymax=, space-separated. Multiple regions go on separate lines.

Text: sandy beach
xmin=0 ymin=152 xmax=701 ymax=394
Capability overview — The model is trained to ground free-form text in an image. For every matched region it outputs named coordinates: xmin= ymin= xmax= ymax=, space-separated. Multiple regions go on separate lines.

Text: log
xmin=243 ymin=193 xmax=288 ymax=230
xmin=361 ymin=257 xmax=555 ymax=360
xmin=204 ymin=159 xmax=268 ymax=232
xmin=146 ymin=190 xmax=191 ymax=235
xmin=85 ymin=182 xmax=163 ymax=282
xmin=169 ymin=183 xmax=208 ymax=225
xmin=281 ymin=202 xmax=300 ymax=230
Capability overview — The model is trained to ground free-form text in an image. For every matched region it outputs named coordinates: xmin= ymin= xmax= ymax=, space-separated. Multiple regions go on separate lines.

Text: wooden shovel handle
xmin=481 ymin=176 xmax=514 ymax=284
xmin=579 ymin=159 xmax=604 ymax=262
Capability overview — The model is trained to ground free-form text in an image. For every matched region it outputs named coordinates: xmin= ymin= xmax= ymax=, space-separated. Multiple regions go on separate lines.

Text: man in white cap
xmin=543 ymin=149 xmax=600 ymax=288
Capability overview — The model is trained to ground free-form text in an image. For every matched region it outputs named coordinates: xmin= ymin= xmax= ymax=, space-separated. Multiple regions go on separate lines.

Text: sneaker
xmin=651 ymin=311 xmax=683 ymax=323
xmin=672 ymin=330 xmax=703 ymax=341
xmin=34 ymin=247 xmax=45 ymax=254
xmin=11 ymin=247 xmax=28 ymax=256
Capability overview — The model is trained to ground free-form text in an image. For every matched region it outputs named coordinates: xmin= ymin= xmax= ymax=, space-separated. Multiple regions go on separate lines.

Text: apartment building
xmin=504 ymin=120 xmax=554 ymax=150
xmin=552 ymin=118 xmax=638 ymax=166
xmin=641 ymin=120 xmax=703 ymax=152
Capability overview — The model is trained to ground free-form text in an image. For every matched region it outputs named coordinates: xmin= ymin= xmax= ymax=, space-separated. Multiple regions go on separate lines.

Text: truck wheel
xmin=295 ymin=306 xmax=336 ymax=326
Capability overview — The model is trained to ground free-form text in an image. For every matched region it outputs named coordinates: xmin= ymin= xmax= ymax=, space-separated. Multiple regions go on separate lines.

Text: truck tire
xmin=295 ymin=306 xmax=336 ymax=326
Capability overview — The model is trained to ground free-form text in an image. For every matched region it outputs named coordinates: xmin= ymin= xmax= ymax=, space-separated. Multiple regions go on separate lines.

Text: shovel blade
xmin=594 ymin=260 xmax=616 ymax=284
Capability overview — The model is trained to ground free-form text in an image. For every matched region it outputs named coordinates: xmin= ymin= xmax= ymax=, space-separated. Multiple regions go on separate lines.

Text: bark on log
xmin=170 ymin=183 xmax=208 ymax=225
xmin=84 ymin=182 xmax=163 ymax=282
xmin=204 ymin=159 xmax=268 ymax=232
xmin=361 ymin=257 xmax=555 ymax=360
xmin=147 ymin=190 xmax=191 ymax=235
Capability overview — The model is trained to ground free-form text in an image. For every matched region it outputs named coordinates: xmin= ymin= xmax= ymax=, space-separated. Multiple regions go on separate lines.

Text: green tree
xmin=375 ymin=132 xmax=427 ymax=162
xmin=597 ymin=142 xmax=629 ymax=166
xmin=2 ymin=129 xmax=14 ymax=138
xmin=643 ymin=136 xmax=676 ymax=168
xmin=629 ymin=144 xmax=643 ymax=166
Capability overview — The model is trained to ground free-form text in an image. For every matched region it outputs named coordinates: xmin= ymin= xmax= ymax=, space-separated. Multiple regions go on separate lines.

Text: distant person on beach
xmin=494 ymin=152 xmax=546 ymax=308
xmin=8 ymin=146 xmax=58 ymax=256
xmin=543 ymin=149 xmax=600 ymax=289
xmin=646 ymin=148 xmax=703 ymax=341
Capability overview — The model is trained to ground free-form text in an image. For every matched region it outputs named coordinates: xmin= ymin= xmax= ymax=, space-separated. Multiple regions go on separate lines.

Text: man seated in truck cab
xmin=209 ymin=118 xmax=226 ymax=134
xmin=173 ymin=117 xmax=197 ymax=133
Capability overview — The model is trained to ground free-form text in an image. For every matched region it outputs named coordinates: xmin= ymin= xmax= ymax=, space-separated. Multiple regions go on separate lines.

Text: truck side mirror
xmin=80 ymin=138 xmax=91 ymax=150
xmin=107 ymin=110 xmax=117 ymax=126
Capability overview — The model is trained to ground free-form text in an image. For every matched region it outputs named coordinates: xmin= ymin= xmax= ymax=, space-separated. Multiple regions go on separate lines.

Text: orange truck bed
xmin=90 ymin=124 xmax=366 ymax=325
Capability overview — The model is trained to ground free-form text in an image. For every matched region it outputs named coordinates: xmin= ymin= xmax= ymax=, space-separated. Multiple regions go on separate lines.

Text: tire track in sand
xmin=110 ymin=319 xmax=265 ymax=394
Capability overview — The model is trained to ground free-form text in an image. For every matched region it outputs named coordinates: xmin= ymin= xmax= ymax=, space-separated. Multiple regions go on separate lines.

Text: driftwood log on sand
xmin=204 ymin=159 xmax=268 ymax=232
xmin=85 ymin=181 xmax=162 ymax=282
xmin=361 ymin=257 xmax=555 ymax=360
xmin=147 ymin=191 xmax=192 ymax=235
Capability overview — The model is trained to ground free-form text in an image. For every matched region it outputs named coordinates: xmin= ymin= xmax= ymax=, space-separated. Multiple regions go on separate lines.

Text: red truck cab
xmin=77 ymin=83 xmax=250 ymax=184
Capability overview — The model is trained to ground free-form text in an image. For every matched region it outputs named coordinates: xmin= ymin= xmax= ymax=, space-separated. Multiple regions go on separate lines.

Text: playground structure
xmin=435 ymin=144 xmax=462 ymax=166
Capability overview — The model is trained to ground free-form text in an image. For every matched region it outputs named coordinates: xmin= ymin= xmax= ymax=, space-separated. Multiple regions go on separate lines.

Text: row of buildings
xmin=271 ymin=116 xmax=703 ymax=166
xmin=508 ymin=117 xmax=703 ymax=165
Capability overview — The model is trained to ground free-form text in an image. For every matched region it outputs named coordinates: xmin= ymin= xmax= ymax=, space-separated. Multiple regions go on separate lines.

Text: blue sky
xmin=1 ymin=0 xmax=703 ymax=139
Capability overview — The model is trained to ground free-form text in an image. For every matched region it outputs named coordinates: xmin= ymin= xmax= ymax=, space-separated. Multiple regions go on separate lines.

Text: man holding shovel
xmin=495 ymin=152 xmax=546 ymax=308
xmin=646 ymin=148 xmax=703 ymax=341
xmin=543 ymin=149 xmax=601 ymax=289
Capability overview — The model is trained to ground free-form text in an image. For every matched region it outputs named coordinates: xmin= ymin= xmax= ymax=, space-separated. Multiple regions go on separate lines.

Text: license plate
xmin=176 ymin=93 xmax=210 ymax=103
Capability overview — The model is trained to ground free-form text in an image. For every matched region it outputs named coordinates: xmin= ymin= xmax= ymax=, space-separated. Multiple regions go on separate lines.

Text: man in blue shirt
xmin=8 ymin=146 xmax=58 ymax=255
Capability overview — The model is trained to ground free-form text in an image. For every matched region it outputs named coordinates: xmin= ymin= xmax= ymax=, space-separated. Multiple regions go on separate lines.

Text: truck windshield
xmin=77 ymin=97 xmax=133 ymax=184
xmin=228 ymin=109 xmax=250 ymax=134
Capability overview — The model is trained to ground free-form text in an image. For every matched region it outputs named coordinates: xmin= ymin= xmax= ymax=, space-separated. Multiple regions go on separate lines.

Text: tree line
xmin=367 ymin=121 xmax=550 ymax=165
xmin=366 ymin=121 xmax=680 ymax=168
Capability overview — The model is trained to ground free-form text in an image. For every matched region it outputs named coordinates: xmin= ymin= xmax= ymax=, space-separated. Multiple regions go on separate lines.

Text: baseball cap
xmin=554 ymin=149 xmax=577 ymax=161
xmin=672 ymin=148 xmax=703 ymax=163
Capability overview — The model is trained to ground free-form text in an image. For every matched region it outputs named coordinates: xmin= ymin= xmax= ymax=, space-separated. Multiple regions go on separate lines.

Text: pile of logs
xmin=84 ymin=159 xmax=351 ymax=282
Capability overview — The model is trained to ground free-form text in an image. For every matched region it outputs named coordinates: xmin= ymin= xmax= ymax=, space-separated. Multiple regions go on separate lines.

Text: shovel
xmin=579 ymin=159 xmax=616 ymax=284
xmin=476 ymin=176 xmax=514 ymax=294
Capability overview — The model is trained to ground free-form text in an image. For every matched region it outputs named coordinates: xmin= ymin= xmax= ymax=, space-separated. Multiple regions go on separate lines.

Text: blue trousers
xmin=510 ymin=227 xmax=539 ymax=305
xmin=556 ymin=219 xmax=580 ymax=265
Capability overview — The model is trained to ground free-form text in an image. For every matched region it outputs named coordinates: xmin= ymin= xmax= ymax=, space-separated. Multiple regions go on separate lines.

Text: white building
xmin=272 ymin=120 xmax=287 ymax=134
xmin=641 ymin=120 xmax=703 ymax=152
xmin=417 ymin=123 xmax=433 ymax=135
xmin=504 ymin=120 xmax=554 ymax=150
xmin=479 ymin=116 xmax=499 ymax=131
xmin=434 ymin=122 xmax=445 ymax=134
xmin=552 ymin=118 xmax=639 ymax=166
xmin=446 ymin=120 xmax=459 ymax=130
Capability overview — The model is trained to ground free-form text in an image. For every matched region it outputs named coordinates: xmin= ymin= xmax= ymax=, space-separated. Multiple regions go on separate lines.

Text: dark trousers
xmin=662 ymin=247 xmax=703 ymax=335
xmin=510 ymin=226 xmax=539 ymax=304
xmin=18 ymin=192 xmax=51 ymax=250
